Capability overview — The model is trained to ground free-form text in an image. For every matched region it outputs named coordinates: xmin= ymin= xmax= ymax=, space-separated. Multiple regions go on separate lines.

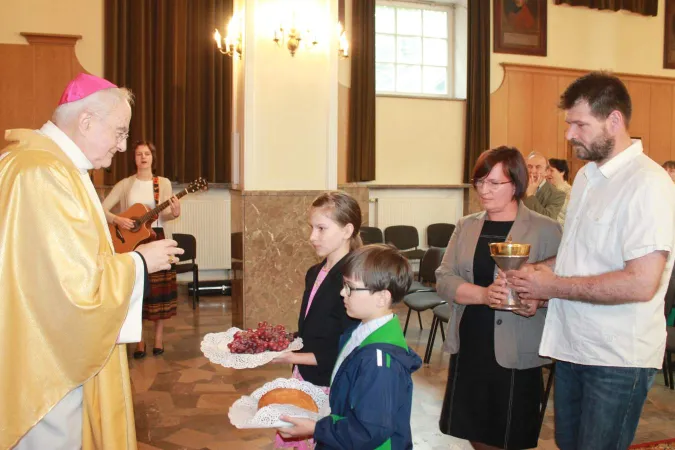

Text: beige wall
xmin=375 ymin=97 xmax=465 ymax=184
xmin=491 ymin=0 xmax=672 ymax=92
xmin=241 ymin=0 xmax=338 ymax=191
xmin=0 ymin=0 xmax=103 ymax=76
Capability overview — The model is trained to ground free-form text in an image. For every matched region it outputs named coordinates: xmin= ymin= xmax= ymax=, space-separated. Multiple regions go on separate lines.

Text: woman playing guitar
xmin=102 ymin=141 xmax=180 ymax=360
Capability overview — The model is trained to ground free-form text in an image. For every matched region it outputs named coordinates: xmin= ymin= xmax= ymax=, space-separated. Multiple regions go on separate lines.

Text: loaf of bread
xmin=258 ymin=388 xmax=318 ymax=412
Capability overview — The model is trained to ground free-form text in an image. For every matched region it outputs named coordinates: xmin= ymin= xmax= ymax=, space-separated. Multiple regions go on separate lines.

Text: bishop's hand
xmin=136 ymin=239 xmax=184 ymax=273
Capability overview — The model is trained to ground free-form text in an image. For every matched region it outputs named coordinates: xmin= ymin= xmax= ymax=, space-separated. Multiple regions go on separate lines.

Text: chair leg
xmin=403 ymin=308 xmax=412 ymax=336
xmin=417 ymin=310 xmax=423 ymax=331
xmin=192 ymin=266 xmax=199 ymax=310
xmin=424 ymin=316 xmax=438 ymax=364
xmin=664 ymin=356 xmax=670 ymax=388
xmin=668 ymin=352 xmax=674 ymax=390
xmin=439 ymin=321 xmax=446 ymax=342
xmin=540 ymin=364 xmax=555 ymax=430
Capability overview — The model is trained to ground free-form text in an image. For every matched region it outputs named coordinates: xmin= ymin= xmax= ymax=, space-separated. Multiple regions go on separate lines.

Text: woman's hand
xmin=277 ymin=416 xmax=316 ymax=439
xmin=169 ymin=196 xmax=181 ymax=218
xmin=113 ymin=215 xmax=135 ymax=230
xmin=485 ymin=271 xmax=510 ymax=307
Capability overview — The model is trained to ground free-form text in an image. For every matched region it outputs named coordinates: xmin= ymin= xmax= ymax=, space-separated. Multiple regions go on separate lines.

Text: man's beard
xmin=570 ymin=133 xmax=614 ymax=162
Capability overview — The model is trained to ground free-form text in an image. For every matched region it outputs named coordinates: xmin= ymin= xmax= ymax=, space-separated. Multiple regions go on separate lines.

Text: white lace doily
xmin=228 ymin=378 xmax=330 ymax=429
xmin=201 ymin=327 xmax=304 ymax=369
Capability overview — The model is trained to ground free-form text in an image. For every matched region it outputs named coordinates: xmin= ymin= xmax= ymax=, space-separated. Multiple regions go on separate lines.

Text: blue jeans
xmin=554 ymin=361 xmax=656 ymax=450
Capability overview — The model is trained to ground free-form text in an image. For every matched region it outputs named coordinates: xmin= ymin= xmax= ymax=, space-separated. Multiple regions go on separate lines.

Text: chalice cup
xmin=489 ymin=242 xmax=531 ymax=311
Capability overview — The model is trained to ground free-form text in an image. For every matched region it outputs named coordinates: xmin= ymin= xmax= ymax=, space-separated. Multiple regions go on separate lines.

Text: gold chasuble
xmin=0 ymin=130 xmax=138 ymax=449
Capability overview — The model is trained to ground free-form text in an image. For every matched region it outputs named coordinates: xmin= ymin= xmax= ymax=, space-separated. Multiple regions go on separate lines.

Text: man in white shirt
xmin=508 ymin=72 xmax=675 ymax=450
xmin=0 ymin=73 xmax=183 ymax=449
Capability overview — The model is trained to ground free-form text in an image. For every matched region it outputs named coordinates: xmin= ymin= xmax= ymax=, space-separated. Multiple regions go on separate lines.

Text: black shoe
xmin=153 ymin=347 xmax=164 ymax=356
xmin=133 ymin=350 xmax=146 ymax=359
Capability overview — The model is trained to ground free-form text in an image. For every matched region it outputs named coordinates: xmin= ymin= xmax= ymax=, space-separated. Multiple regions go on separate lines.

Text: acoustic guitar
xmin=109 ymin=177 xmax=208 ymax=253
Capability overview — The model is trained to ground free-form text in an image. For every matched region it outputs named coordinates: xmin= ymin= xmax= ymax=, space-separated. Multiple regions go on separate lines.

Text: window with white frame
xmin=375 ymin=1 xmax=465 ymax=99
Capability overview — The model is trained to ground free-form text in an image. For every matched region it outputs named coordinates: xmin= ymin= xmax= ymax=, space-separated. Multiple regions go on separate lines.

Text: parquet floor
xmin=129 ymin=293 xmax=675 ymax=450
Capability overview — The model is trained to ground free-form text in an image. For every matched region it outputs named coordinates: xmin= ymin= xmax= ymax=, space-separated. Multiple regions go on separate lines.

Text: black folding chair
xmin=172 ymin=233 xmax=199 ymax=309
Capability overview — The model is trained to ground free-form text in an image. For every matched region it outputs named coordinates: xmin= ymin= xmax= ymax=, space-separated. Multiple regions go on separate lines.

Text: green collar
xmin=358 ymin=316 xmax=408 ymax=350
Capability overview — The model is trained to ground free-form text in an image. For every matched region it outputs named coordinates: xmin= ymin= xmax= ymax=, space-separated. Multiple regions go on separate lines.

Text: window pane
xmin=423 ymin=66 xmax=447 ymax=95
xmin=376 ymin=34 xmax=396 ymax=63
xmin=397 ymin=65 xmax=422 ymax=93
xmin=397 ymin=36 xmax=422 ymax=64
xmin=397 ymin=8 xmax=422 ymax=36
xmin=376 ymin=63 xmax=396 ymax=92
xmin=423 ymin=38 xmax=447 ymax=66
xmin=376 ymin=6 xmax=395 ymax=34
xmin=423 ymin=10 xmax=447 ymax=38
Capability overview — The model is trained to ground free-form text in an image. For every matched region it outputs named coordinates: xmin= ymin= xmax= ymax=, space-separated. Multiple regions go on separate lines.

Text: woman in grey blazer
xmin=436 ymin=147 xmax=562 ymax=450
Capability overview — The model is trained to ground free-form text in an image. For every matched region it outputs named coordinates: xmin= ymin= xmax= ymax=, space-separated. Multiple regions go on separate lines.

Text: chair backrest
xmin=172 ymin=233 xmax=197 ymax=262
xmin=427 ymin=223 xmax=456 ymax=248
xmin=418 ymin=247 xmax=446 ymax=283
xmin=360 ymin=226 xmax=384 ymax=245
xmin=665 ymin=267 xmax=675 ymax=318
xmin=384 ymin=225 xmax=419 ymax=251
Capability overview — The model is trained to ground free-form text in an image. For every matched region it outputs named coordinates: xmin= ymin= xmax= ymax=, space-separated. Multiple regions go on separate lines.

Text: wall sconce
xmin=273 ymin=25 xmax=317 ymax=57
xmin=214 ymin=14 xmax=243 ymax=58
xmin=337 ymin=22 xmax=349 ymax=59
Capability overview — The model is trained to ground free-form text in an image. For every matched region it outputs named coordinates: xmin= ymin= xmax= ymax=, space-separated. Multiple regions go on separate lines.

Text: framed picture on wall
xmin=494 ymin=0 xmax=547 ymax=56
xmin=664 ymin=0 xmax=675 ymax=68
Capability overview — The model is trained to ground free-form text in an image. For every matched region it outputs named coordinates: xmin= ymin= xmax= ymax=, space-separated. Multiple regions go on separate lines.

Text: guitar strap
xmin=152 ymin=177 xmax=160 ymax=206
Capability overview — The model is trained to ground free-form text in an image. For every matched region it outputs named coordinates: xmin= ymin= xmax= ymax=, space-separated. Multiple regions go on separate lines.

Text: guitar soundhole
xmin=130 ymin=219 xmax=142 ymax=233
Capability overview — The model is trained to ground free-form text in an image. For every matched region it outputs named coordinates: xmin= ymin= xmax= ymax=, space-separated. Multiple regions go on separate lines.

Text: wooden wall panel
xmin=624 ymin=81 xmax=651 ymax=152
xmin=490 ymin=76 xmax=509 ymax=148
xmin=492 ymin=63 xmax=675 ymax=182
xmin=556 ymin=75 xmax=577 ymax=161
xmin=0 ymin=46 xmax=35 ymax=131
xmin=649 ymin=84 xmax=673 ymax=164
xmin=0 ymin=33 xmax=84 ymax=146
xmin=506 ymin=72 xmax=533 ymax=153
xmin=531 ymin=75 xmax=560 ymax=159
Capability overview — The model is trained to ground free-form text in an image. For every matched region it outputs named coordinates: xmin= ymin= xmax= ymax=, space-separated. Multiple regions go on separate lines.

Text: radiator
xmin=163 ymin=190 xmax=231 ymax=270
xmin=370 ymin=189 xmax=464 ymax=249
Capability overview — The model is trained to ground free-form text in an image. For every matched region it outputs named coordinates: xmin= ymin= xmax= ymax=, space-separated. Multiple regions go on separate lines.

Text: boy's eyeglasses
xmin=342 ymin=282 xmax=370 ymax=297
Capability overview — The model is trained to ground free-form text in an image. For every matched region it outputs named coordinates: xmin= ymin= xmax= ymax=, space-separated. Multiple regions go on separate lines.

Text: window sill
xmin=376 ymin=93 xmax=466 ymax=102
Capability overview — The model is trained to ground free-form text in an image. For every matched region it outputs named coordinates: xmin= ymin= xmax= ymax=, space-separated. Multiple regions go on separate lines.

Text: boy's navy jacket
xmin=314 ymin=316 xmax=422 ymax=450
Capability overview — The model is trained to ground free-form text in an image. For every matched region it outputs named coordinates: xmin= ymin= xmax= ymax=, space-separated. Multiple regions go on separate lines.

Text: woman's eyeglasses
xmin=472 ymin=179 xmax=512 ymax=190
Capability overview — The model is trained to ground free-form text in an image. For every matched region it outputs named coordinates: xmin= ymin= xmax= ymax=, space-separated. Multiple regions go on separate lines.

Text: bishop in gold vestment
xmin=0 ymin=74 xmax=181 ymax=449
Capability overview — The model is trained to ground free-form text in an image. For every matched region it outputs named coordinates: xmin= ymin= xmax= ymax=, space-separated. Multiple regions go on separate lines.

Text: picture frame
xmin=494 ymin=0 xmax=548 ymax=56
xmin=664 ymin=0 xmax=675 ymax=69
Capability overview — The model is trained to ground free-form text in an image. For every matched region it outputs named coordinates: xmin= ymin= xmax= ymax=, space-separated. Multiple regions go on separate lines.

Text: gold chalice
xmin=489 ymin=241 xmax=531 ymax=311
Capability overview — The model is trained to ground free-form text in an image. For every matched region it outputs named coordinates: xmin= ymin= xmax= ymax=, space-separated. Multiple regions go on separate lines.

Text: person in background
xmin=547 ymin=158 xmax=572 ymax=226
xmin=103 ymin=141 xmax=181 ymax=359
xmin=271 ymin=191 xmax=361 ymax=449
xmin=523 ymin=152 xmax=566 ymax=221
xmin=436 ymin=146 xmax=562 ymax=450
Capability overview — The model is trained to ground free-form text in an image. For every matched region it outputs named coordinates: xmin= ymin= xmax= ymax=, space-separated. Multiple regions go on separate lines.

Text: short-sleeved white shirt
xmin=539 ymin=140 xmax=675 ymax=369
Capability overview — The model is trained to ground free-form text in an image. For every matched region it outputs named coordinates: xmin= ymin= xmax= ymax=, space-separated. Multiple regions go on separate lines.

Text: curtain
xmin=104 ymin=0 xmax=232 ymax=184
xmin=347 ymin=0 xmax=376 ymax=182
xmin=463 ymin=0 xmax=490 ymax=182
xmin=554 ymin=0 xmax=658 ymax=16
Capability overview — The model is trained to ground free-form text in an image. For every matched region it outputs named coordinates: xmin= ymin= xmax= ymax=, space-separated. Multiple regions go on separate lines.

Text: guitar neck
xmin=140 ymin=189 xmax=188 ymax=224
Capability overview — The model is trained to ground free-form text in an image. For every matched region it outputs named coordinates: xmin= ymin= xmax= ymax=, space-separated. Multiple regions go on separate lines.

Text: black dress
xmin=439 ymin=220 xmax=542 ymax=450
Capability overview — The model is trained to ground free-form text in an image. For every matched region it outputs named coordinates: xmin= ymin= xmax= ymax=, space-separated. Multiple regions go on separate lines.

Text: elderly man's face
xmin=81 ymin=101 xmax=132 ymax=169
xmin=527 ymin=155 xmax=547 ymax=183
xmin=514 ymin=0 xmax=527 ymax=7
